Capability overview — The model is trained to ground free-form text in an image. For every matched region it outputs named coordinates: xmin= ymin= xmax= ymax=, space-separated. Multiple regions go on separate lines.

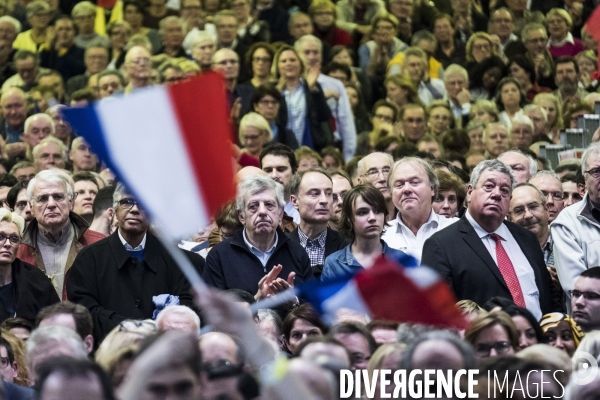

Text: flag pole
xmin=156 ymin=232 xmax=209 ymax=293
xmin=249 ymin=287 xmax=297 ymax=314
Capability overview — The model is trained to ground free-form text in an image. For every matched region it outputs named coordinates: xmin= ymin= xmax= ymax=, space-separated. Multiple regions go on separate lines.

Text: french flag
xmin=298 ymin=254 xmax=468 ymax=330
xmin=62 ymin=72 xmax=236 ymax=238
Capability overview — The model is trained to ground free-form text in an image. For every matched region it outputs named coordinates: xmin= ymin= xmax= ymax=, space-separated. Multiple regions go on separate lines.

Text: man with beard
xmin=382 ymin=157 xmax=458 ymax=265
xmin=329 ymin=171 xmax=352 ymax=231
xmin=288 ymin=168 xmax=348 ymax=278
xmin=553 ymin=56 xmax=588 ymax=105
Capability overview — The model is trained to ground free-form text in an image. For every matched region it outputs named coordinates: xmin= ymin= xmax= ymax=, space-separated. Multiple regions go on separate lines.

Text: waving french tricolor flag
xmin=298 ymin=254 xmax=468 ymax=330
xmin=62 ymin=72 xmax=236 ymax=239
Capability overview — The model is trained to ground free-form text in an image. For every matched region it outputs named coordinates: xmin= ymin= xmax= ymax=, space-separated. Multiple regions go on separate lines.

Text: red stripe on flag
xmin=353 ymin=257 xmax=468 ymax=330
xmin=167 ymin=73 xmax=236 ymax=218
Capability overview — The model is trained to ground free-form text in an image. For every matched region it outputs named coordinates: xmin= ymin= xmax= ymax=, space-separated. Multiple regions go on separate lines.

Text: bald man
xmin=2 ymin=87 xmax=29 ymax=158
xmin=123 ymin=46 xmax=152 ymax=92
xmin=212 ymin=48 xmax=254 ymax=119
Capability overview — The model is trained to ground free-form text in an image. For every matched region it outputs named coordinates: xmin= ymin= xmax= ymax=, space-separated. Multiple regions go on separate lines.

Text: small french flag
xmin=298 ymin=254 xmax=468 ymax=330
xmin=63 ymin=73 xmax=236 ymax=239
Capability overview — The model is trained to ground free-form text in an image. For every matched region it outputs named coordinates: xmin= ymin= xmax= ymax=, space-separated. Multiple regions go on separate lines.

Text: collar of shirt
xmin=298 ymin=228 xmax=327 ymax=248
xmin=548 ymin=32 xmax=575 ymax=47
xmin=465 ymin=209 xmax=510 ymax=239
xmin=118 ymin=229 xmax=147 ymax=251
xmin=38 ymin=222 xmax=73 ymax=245
xmin=242 ymin=228 xmax=278 ymax=254
xmin=395 ymin=208 xmax=440 ymax=233
xmin=219 ymin=38 xmax=238 ymax=50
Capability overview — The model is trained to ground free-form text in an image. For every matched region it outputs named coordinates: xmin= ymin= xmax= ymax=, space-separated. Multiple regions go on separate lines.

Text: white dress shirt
xmin=465 ymin=211 xmax=542 ymax=319
xmin=382 ymin=209 xmax=458 ymax=265
xmin=118 ymin=230 xmax=147 ymax=251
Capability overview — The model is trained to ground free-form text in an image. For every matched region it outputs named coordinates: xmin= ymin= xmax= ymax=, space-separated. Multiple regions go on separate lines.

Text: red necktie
xmin=489 ymin=233 xmax=526 ymax=307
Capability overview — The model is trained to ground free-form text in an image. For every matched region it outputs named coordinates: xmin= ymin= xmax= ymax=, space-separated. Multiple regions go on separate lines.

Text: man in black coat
xmin=0 ymin=210 xmax=59 ymax=324
xmin=203 ymin=175 xmax=313 ymax=296
xmin=66 ymin=184 xmax=204 ymax=341
xmin=287 ymin=168 xmax=349 ymax=278
xmin=421 ymin=160 xmax=554 ymax=319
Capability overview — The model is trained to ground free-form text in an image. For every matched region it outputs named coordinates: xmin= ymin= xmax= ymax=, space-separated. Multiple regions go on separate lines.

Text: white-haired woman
xmin=0 ymin=209 xmax=59 ymax=324
xmin=239 ymin=112 xmax=273 ymax=159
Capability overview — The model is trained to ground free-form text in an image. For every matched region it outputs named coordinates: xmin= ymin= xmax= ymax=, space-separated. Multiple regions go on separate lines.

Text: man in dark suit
xmin=67 ymin=184 xmax=204 ymax=341
xmin=288 ymin=167 xmax=349 ymax=278
xmin=422 ymin=159 xmax=554 ymax=319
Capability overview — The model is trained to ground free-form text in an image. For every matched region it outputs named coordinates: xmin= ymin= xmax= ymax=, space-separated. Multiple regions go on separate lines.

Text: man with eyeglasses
xmin=67 ymin=183 xmax=203 ymax=341
xmin=528 ymin=171 xmax=565 ymax=222
xmin=287 ymin=168 xmax=348 ymax=278
xmin=0 ymin=209 xmax=58 ymax=325
xmin=570 ymin=267 xmax=600 ymax=332
xmin=215 ymin=10 xmax=250 ymax=81
xmin=122 ymin=45 xmax=152 ymax=93
xmin=17 ymin=169 xmax=104 ymax=299
xmin=553 ymin=143 xmax=600 ymax=312
xmin=522 ymin=23 xmax=555 ymax=89
xmin=384 ymin=157 xmax=457 ymax=266
xmin=212 ymin=48 xmax=254 ymax=122
xmin=356 ymin=152 xmax=395 ymax=219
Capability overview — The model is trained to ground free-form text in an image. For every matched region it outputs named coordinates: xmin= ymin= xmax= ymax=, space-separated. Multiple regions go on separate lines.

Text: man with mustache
xmin=67 ymin=183 xmax=203 ymax=341
xmin=382 ymin=157 xmax=457 ymax=265
xmin=553 ymin=56 xmax=588 ymax=105
xmin=288 ymin=168 xmax=348 ymax=278
xmin=203 ymin=174 xmax=313 ymax=297
xmin=422 ymin=159 xmax=554 ymax=319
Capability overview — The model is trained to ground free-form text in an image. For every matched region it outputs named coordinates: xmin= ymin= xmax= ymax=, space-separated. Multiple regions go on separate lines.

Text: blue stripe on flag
xmin=296 ymin=272 xmax=354 ymax=315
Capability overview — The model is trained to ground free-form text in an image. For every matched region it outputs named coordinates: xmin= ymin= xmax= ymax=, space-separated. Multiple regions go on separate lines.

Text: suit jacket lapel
xmin=458 ymin=217 xmax=509 ymax=291
xmin=324 ymin=228 xmax=339 ymax=258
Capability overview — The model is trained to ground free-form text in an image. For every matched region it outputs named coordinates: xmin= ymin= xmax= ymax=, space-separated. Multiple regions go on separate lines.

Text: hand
xmin=256 ymin=264 xmax=295 ymax=301
xmin=547 ymin=266 xmax=562 ymax=292
xmin=323 ymin=89 xmax=339 ymax=100
xmin=489 ymin=34 xmax=502 ymax=54
xmin=5 ymin=142 xmax=27 ymax=158
xmin=580 ymin=71 xmax=592 ymax=87
xmin=378 ymin=122 xmax=394 ymax=136
xmin=456 ymin=88 xmax=471 ymax=106
xmin=306 ymin=64 xmax=320 ymax=91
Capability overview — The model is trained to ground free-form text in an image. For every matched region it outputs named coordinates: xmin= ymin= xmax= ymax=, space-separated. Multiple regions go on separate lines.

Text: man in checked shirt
xmin=288 ymin=167 xmax=349 ymax=278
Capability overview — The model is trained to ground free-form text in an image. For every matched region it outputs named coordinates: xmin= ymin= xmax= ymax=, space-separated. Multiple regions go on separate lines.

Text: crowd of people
xmin=0 ymin=0 xmax=599 ymax=397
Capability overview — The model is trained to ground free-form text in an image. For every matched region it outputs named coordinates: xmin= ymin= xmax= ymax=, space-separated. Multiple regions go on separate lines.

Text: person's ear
xmin=11 ymin=361 xmax=18 ymax=379
xmin=238 ymin=209 xmax=246 ymax=225
xmin=83 ymin=334 xmax=94 ymax=354
xmin=290 ymin=194 xmax=299 ymax=210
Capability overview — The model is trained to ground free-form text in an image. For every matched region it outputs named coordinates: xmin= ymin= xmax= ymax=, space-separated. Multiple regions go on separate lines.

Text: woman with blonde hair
xmin=465 ymin=32 xmax=496 ymax=64
xmin=1 ymin=329 xmax=30 ymax=386
xmin=385 ymin=73 xmax=422 ymax=112
xmin=239 ymin=112 xmax=273 ymax=159
xmin=271 ymin=45 xmax=332 ymax=151
xmin=366 ymin=343 xmax=405 ymax=399
xmin=470 ymin=99 xmax=500 ymax=124
xmin=546 ymin=8 xmax=584 ymax=58
xmin=95 ymin=319 xmax=156 ymax=388
xmin=464 ymin=310 xmax=520 ymax=360
xmin=533 ymin=93 xmax=563 ymax=143
xmin=576 ymin=50 xmax=599 ymax=92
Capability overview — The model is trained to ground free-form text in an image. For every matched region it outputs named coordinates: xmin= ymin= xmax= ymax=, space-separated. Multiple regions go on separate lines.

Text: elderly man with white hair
xmin=497 ymin=149 xmax=538 ymax=184
xmin=32 ymin=137 xmax=68 ymax=171
xmin=122 ymin=45 xmax=152 ymax=93
xmin=26 ymin=325 xmax=88 ymax=383
xmin=18 ymin=113 xmax=54 ymax=160
xmin=16 ymin=169 xmax=105 ymax=298
xmin=156 ymin=305 xmax=201 ymax=336
xmin=443 ymin=64 xmax=472 ymax=126
xmin=523 ymin=104 xmax=550 ymax=142
xmin=0 ymin=209 xmax=59 ymax=324
xmin=510 ymin=114 xmax=535 ymax=148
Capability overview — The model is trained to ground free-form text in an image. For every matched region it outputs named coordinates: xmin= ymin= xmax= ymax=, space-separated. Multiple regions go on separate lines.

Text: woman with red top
xmin=309 ymin=0 xmax=353 ymax=48
xmin=546 ymin=8 xmax=585 ymax=58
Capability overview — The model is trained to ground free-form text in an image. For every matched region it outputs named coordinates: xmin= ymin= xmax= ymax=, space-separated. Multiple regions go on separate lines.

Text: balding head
xmin=125 ymin=45 xmax=152 ymax=88
xmin=236 ymin=166 xmax=268 ymax=182
xmin=200 ymin=332 xmax=241 ymax=366
xmin=1 ymin=87 xmax=27 ymax=129
xmin=22 ymin=113 xmax=54 ymax=148
xmin=212 ymin=48 xmax=239 ymax=82
xmin=288 ymin=358 xmax=336 ymax=400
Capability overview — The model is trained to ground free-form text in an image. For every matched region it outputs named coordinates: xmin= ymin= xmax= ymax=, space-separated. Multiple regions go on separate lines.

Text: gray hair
xmin=388 ymin=157 xmax=440 ymax=197
xmin=112 ymin=182 xmax=128 ymax=209
xmin=26 ymin=325 xmax=88 ymax=368
xmin=32 ymin=136 xmax=67 ymax=160
xmin=156 ymin=305 xmax=201 ymax=337
xmin=398 ymin=330 xmax=477 ymax=371
xmin=497 ymin=149 xmax=538 ymax=177
xmin=470 ymin=159 xmax=515 ymax=189
xmin=24 ymin=113 xmax=55 ymax=135
xmin=256 ymin=308 xmax=283 ymax=337
xmin=523 ymin=104 xmax=548 ymax=123
xmin=236 ymin=175 xmax=285 ymax=213
xmin=25 ymin=0 xmax=50 ymax=19
xmin=159 ymin=16 xmax=185 ymax=33
xmin=0 ymin=15 xmax=22 ymax=33
xmin=582 ymin=143 xmax=600 ymax=175
xmin=27 ymin=167 xmax=73 ymax=203
xmin=294 ymin=34 xmax=323 ymax=53
xmin=483 ymin=122 xmax=508 ymax=143
xmin=356 ymin=152 xmax=393 ymax=177
xmin=529 ymin=170 xmax=561 ymax=185
xmin=188 ymin=30 xmax=216 ymax=53
xmin=521 ymin=22 xmax=547 ymax=42
xmin=443 ymin=64 xmax=468 ymax=83
xmin=510 ymin=114 xmax=534 ymax=132
xmin=512 ymin=182 xmax=547 ymax=205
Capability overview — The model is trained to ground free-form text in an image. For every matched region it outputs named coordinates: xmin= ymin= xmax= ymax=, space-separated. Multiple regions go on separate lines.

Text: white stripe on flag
xmin=321 ymin=279 xmax=371 ymax=323
xmin=95 ymin=87 xmax=209 ymax=237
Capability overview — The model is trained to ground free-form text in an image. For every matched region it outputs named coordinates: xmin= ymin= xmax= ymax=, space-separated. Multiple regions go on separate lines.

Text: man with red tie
xmin=422 ymin=159 xmax=555 ymax=319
